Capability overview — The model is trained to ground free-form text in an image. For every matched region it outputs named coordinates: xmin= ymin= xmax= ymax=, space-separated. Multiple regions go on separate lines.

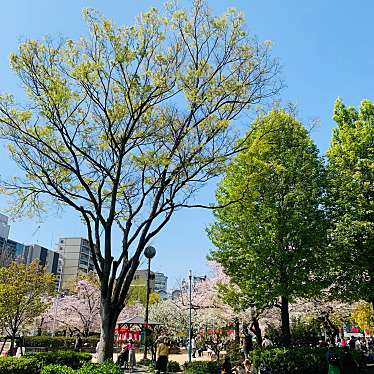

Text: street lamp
xmin=144 ymin=245 xmax=156 ymax=359
xmin=188 ymin=270 xmax=192 ymax=363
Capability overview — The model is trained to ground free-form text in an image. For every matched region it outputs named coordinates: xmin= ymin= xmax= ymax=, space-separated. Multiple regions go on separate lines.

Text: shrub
xmin=0 ymin=356 xmax=41 ymax=374
xmin=167 ymin=360 xmax=181 ymax=372
xmin=183 ymin=361 xmax=222 ymax=374
xmin=138 ymin=358 xmax=153 ymax=367
xmin=41 ymin=364 xmax=73 ymax=374
xmin=26 ymin=351 xmax=92 ymax=369
xmin=41 ymin=361 xmax=120 ymax=374
xmin=250 ymin=347 xmax=364 ymax=374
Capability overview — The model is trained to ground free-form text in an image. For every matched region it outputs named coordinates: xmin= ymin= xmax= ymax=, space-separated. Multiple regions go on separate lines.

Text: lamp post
xmin=188 ymin=270 xmax=192 ymax=363
xmin=144 ymin=245 xmax=156 ymax=359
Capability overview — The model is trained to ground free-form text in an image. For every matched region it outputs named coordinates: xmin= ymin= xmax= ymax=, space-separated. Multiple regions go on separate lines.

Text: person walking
xmin=156 ymin=337 xmax=169 ymax=374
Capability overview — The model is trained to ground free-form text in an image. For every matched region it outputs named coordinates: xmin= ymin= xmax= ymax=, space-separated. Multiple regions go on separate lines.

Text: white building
xmin=57 ymin=237 xmax=95 ymax=287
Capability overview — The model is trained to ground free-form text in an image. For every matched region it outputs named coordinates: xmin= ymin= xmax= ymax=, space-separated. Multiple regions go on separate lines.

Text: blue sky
xmin=0 ymin=0 xmax=373 ymax=288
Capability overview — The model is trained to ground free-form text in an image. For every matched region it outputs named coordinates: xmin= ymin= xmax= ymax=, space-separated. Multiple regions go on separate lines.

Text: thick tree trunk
xmin=97 ymin=300 xmax=118 ymax=363
xmin=280 ymin=296 xmax=291 ymax=347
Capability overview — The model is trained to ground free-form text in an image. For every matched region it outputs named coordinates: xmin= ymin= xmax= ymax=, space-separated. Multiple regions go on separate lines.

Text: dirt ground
xmin=93 ymin=349 xmax=212 ymax=365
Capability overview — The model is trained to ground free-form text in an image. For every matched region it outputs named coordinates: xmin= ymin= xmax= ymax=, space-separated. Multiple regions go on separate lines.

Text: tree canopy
xmin=326 ymin=98 xmax=374 ymax=304
xmin=0 ymin=261 xmax=55 ymax=348
xmin=209 ymin=109 xmax=327 ymax=346
xmin=0 ymin=1 xmax=280 ymax=360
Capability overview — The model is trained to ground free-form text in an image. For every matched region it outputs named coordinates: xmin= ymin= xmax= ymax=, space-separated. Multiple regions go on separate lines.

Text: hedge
xmin=24 ymin=336 xmax=99 ymax=350
xmin=183 ymin=361 xmax=222 ymax=374
xmin=41 ymin=362 xmax=121 ymax=374
xmin=250 ymin=347 xmax=365 ymax=374
xmin=26 ymin=351 xmax=92 ymax=369
xmin=0 ymin=356 xmax=41 ymax=374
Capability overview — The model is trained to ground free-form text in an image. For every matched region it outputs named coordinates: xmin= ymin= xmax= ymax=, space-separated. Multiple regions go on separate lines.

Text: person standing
xmin=222 ymin=356 xmax=232 ymax=374
xmin=74 ymin=335 xmax=82 ymax=352
xmin=156 ymin=337 xmax=169 ymax=374
xmin=128 ymin=339 xmax=136 ymax=371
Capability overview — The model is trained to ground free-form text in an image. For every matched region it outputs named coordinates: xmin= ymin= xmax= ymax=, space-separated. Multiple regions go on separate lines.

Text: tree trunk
xmin=97 ymin=299 xmax=118 ymax=363
xmin=250 ymin=317 xmax=262 ymax=347
xmin=234 ymin=318 xmax=240 ymax=344
xmin=280 ymin=296 xmax=291 ymax=347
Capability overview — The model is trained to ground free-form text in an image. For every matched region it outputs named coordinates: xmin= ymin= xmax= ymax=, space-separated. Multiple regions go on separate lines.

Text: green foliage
xmin=250 ymin=347 xmax=363 ymax=374
xmin=24 ymin=336 xmax=99 ymax=350
xmin=138 ymin=358 xmax=153 ymax=367
xmin=0 ymin=356 xmax=41 ymax=374
xmin=326 ymin=98 xmax=374 ymax=302
xmin=167 ymin=360 xmax=181 ymax=372
xmin=183 ymin=360 xmax=222 ymax=374
xmin=41 ymin=365 xmax=73 ymax=374
xmin=209 ymin=109 xmax=328 ymax=344
xmin=0 ymin=261 xmax=55 ymax=340
xmin=225 ymin=341 xmax=242 ymax=366
xmin=41 ymin=361 xmax=120 ymax=374
xmin=26 ymin=351 xmax=92 ymax=369
xmin=290 ymin=318 xmax=321 ymax=347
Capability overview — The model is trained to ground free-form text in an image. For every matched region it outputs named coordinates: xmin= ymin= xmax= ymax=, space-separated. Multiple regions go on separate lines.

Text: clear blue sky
xmin=0 ymin=0 xmax=373 ymax=288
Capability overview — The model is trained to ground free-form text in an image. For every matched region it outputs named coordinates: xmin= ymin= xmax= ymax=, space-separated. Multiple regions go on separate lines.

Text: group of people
xmin=115 ymin=339 xmax=137 ymax=372
xmin=116 ymin=336 xmax=170 ymax=373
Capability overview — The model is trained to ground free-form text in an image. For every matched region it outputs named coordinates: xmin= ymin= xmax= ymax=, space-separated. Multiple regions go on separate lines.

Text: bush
xmin=167 ymin=360 xmax=181 ymax=372
xmin=0 ymin=356 xmax=41 ymax=374
xmin=138 ymin=358 xmax=153 ymax=367
xmin=250 ymin=347 xmax=364 ymax=374
xmin=26 ymin=351 xmax=92 ymax=369
xmin=41 ymin=364 xmax=73 ymax=374
xmin=183 ymin=361 xmax=222 ymax=374
xmin=24 ymin=336 xmax=99 ymax=351
xmin=41 ymin=361 xmax=121 ymax=374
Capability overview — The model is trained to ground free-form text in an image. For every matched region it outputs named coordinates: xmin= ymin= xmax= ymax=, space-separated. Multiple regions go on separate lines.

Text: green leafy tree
xmin=0 ymin=260 xmax=55 ymax=351
xmin=326 ymin=98 xmax=374 ymax=304
xmin=0 ymin=1 xmax=280 ymax=361
xmin=209 ymin=109 xmax=327 ymax=347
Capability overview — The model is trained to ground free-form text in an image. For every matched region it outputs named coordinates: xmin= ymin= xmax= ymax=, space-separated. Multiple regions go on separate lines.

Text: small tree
xmin=0 ymin=1 xmax=280 ymax=361
xmin=209 ymin=109 xmax=328 ymax=347
xmin=55 ymin=278 xmax=101 ymax=336
xmin=0 ymin=261 xmax=55 ymax=350
xmin=352 ymin=301 xmax=374 ymax=335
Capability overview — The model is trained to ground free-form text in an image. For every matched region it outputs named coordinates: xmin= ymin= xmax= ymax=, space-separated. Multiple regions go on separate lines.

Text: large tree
xmin=209 ymin=109 xmax=327 ymax=347
xmin=326 ymin=98 xmax=374 ymax=304
xmin=0 ymin=261 xmax=55 ymax=351
xmin=0 ymin=1 xmax=280 ymax=361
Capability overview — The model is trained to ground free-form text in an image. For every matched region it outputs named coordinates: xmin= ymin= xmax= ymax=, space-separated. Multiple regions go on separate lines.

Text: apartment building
xmin=57 ymin=237 xmax=95 ymax=287
xmin=22 ymin=244 xmax=60 ymax=275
